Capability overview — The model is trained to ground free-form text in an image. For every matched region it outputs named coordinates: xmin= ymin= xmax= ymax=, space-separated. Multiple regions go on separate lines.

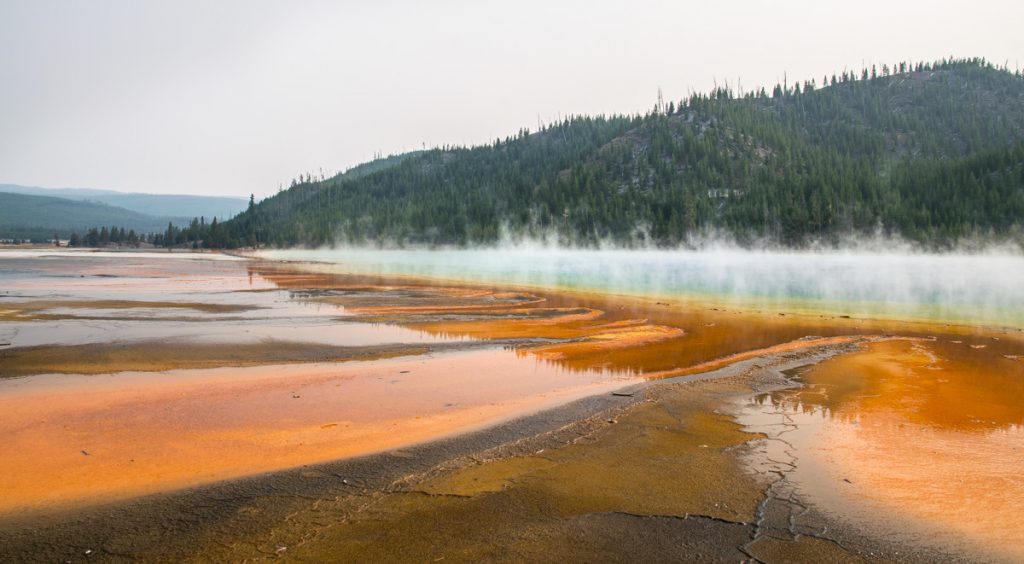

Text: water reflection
xmin=0 ymin=348 xmax=633 ymax=515
xmin=737 ymin=339 xmax=1024 ymax=560
xmin=765 ymin=339 xmax=1024 ymax=431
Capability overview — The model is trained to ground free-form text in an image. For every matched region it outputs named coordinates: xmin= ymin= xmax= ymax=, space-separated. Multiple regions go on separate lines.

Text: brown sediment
xmin=334 ymin=292 xmax=547 ymax=313
xmin=0 ymin=299 xmax=259 ymax=321
xmin=0 ymin=340 xmax=431 ymax=378
xmin=414 ymin=380 xmax=764 ymax=522
xmin=529 ymin=322 xmax=686 ymax=360
xmin=639 ymin=335 xmax=861 ymax=379
xmin=289 ymin=379 xmax=767 ymax=563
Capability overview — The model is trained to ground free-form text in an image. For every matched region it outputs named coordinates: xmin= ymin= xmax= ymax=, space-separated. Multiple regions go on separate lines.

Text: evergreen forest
xmin=72 ymin=58 xmax=1024 ymax=250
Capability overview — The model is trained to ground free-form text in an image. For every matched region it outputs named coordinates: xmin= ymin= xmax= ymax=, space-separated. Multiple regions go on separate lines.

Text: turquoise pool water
xmin=260 ymin=248 xmax=1024 ymax=328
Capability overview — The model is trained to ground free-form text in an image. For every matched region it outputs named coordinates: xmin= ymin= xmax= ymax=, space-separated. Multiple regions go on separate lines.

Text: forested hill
xmin=222 ymin=58 xmax=1024 ymax=249
xmin=0 ymin=184 xmax=247 ymax=220
xmin=0 ymin=192 xmax=188 ymax=241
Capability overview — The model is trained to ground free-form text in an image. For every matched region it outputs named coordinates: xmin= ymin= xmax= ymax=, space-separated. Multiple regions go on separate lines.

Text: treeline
xmin=80 ymin=57 xmax=1024 ymax=250
xmin=150 ymin=215 xmax=233 ymax=248
xmin=68 ymin=215 xmax=231 ymax=249
xmin=70 ymin=226 xmax=145 ymax=247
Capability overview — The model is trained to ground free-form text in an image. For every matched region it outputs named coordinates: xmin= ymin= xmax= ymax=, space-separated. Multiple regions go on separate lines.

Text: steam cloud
xmin=260 ymin=238 xmax=1024 ymax=329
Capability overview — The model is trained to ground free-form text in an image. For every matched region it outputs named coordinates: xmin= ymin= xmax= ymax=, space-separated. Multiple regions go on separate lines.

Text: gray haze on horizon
xmin=1 ymin=0 xmax=1022 ymax=198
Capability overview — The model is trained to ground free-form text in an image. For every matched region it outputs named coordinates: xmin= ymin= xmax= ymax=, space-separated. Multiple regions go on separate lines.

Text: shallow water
xmin=0 ymin=347 xmax=633 ymax=514
xmin=3 ymin=248 xmax=1023 ymax=561
xmin=736 ymin=339 xmax=1024 ymax=561
xmin=261 ymin=248 xmax=1024 ymax=327
xmin=0 ymin=252 xmax=462 ymax=350
xmin=0 ymin=251 xmax=642 ymax=512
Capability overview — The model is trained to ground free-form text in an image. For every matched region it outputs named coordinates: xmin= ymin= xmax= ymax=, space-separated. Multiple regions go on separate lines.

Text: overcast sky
xmin=1 ymin=1 xmax=1021 ymax=198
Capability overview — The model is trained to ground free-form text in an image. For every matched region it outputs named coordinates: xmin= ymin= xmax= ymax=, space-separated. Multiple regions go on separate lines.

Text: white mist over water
xmin=260 ymin=247 xmax=1024 ymax=328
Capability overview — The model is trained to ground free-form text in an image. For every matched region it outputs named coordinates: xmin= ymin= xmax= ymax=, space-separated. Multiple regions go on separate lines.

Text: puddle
xmin=0 ymin=348 xmax=635 ymax=514
xmin=736 ymin=339 xmax=1024 ymax=561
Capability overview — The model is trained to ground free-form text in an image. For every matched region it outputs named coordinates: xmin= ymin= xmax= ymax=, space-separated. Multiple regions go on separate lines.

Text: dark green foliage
xmin=72 ymin=216 xmax=215 ymax=249
xmin=104 ymin=58 xmax=1024 ymax=249
xmin=75 ymin=225 xmax=143 ymax=248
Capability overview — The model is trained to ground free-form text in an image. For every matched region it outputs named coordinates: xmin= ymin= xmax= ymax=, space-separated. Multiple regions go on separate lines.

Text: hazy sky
xmin=1 ymin=1 xmax=1021 ymax=198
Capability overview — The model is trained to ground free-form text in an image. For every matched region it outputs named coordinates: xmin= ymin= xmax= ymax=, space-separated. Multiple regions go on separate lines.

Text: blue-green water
xmin=261 ymin=248 xmax=1024 ymax=328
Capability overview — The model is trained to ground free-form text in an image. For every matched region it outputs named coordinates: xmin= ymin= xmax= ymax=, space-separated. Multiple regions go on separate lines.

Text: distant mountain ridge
xmin=216 ymin=58 xmax=1024 ymax=249
xmin=0 ymin=184 xmax=247 ymax=220
xmin=0 ymin=192 xmax=190 ymax=240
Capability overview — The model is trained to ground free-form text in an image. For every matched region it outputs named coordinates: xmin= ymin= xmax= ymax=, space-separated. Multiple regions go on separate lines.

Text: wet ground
xmin=1 ymin=249 xmax=1022 ymax=562
xmin=736 ymin=338 xmax=1024 ymax=562
xmin=0 ymin=251 xmax=636 ymax=514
